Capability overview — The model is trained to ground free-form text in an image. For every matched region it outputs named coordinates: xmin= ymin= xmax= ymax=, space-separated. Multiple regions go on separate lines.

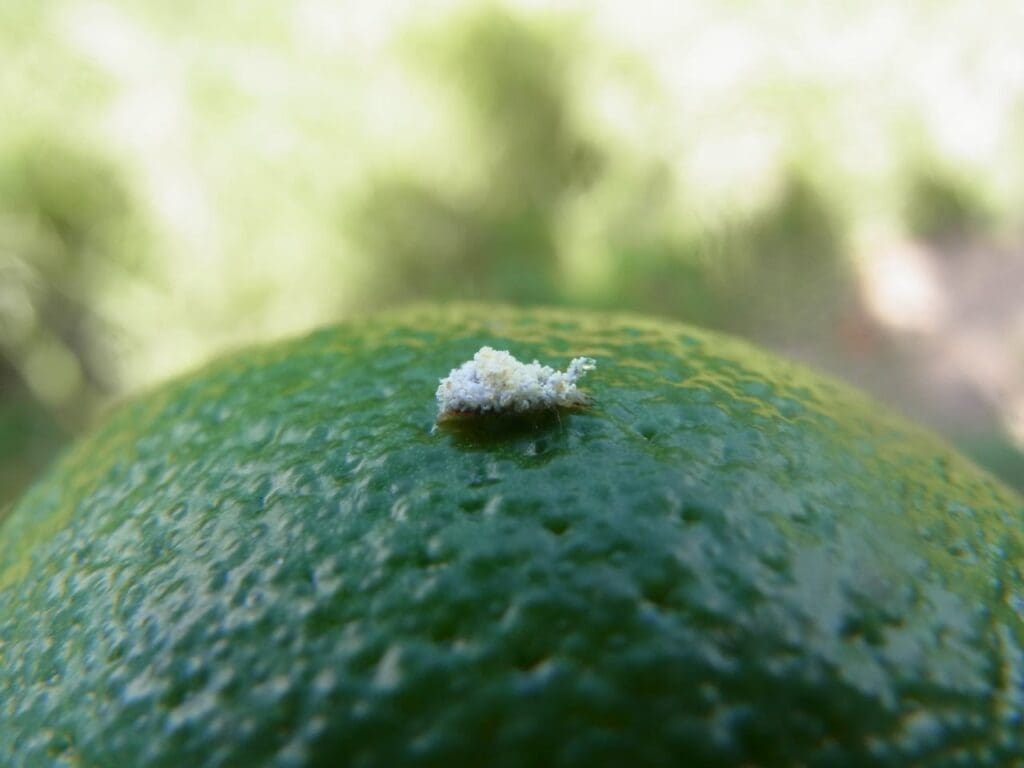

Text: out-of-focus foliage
xmin=904 ymin=167 xmax=995 ymax=245
xmin=350 ymin=11 xmax=599 ymax=307
xmin=0 ymin=369 xmax=67 ymax=519
xmin=1 ymin=0 xmax=1023 ymax=507
xmin=0 ymin=138 xmax=140 ymax=410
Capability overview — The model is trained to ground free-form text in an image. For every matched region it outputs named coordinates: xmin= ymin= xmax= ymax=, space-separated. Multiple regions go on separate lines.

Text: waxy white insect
xmin=436 ymin=346 xmax=596 ymax=418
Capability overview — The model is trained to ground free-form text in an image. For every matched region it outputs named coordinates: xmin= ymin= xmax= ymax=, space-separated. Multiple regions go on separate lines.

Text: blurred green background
xmin=2 ymin=0 xmax=1023 ymax=512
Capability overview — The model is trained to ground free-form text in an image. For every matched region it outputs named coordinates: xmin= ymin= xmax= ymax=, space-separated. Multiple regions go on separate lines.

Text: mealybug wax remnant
xmin=436 ymin=346 xmax=596 ymax=419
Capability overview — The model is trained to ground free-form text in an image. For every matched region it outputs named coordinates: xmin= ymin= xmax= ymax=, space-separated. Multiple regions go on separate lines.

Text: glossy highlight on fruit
xmin=1 ymin=304 xmax=1022 ymax=767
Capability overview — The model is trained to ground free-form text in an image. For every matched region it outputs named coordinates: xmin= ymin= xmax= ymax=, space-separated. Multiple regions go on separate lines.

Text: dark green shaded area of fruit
xmin=2 ymin=306 xmax=1022 ymax=767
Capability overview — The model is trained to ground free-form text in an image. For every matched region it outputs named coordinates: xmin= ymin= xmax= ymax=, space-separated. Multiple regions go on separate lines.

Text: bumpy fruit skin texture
xmin=1 ymin=306 xmax=1023 ymax=768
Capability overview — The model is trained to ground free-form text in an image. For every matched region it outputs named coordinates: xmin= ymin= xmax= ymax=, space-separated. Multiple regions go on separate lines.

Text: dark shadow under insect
xmin=436 ymin=405 xmax=586 ymax=451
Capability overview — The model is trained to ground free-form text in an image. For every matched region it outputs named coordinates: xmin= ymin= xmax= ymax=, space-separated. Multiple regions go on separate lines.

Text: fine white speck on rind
xmin=436 ymin=346 xmax=596 ymax=418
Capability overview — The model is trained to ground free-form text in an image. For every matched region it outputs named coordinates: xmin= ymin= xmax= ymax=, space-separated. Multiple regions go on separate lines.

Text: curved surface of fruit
xmin=1 ymin=305 xmax=1022 ymax=767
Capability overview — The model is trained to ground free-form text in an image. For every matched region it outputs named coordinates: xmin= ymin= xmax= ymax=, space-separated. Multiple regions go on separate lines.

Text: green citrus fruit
xmin=2 ymin=305 xmax=1022 ymax=767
